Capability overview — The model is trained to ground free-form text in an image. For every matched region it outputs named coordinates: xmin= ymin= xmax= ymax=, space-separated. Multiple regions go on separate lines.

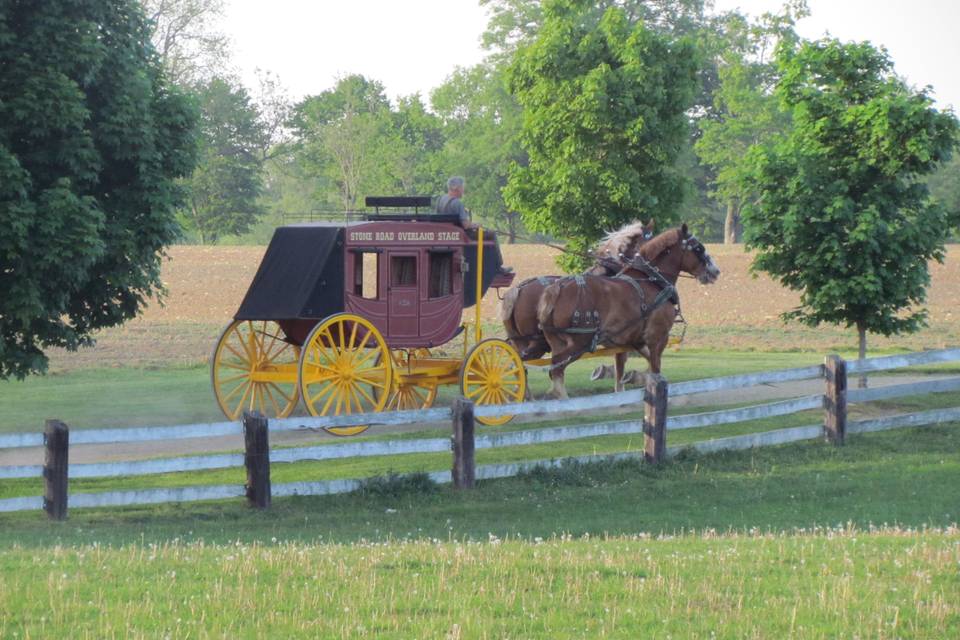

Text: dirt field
xmin=45 ymin=243 xmax=960 ymax=371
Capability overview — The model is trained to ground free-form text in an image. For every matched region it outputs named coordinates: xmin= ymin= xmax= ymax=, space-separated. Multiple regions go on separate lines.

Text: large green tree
xmin=739 ymin=39 xmax=958 ymax=382
xmin=291 ymin=75 xmax=400 ymax=210
xmin=0 ymin=0 xmax=197 ymax=378
xmin=504 ymin=0 xmax=699 ymax=269
xmin=695 ymin=3 xmax=806 ymax=243
xmin=431 ymin=62 xmax=527 ymax=242
xmin=181 ymin=77 xmax=267 ymax=244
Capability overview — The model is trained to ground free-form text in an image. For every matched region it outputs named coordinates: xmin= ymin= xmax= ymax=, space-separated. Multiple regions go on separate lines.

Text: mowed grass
xmin=0 ymin=349 xmax=851 ymax=433
xmin=0 ymin=530 xmax=956 ymax=638
xmin=1 ymin=424 xmax=957 ymax=545
xmin=0 ymin=426 xmax=958 ymax=638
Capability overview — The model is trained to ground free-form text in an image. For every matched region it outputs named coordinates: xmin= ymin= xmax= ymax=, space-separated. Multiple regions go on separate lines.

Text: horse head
xmin=635 ymin=224 xmax=721 ymax=284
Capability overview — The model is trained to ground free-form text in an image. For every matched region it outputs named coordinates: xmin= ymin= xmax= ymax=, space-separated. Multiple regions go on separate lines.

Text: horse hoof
xmin=591 ymin=364 xmax=614 ymax=381
xmin=620 ymin=371 xmax=646 ymax=386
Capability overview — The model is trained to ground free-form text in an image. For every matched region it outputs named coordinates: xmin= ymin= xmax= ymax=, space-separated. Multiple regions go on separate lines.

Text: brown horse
xmin=500 ymin=220 xmax=655 ymax=392
xmin=537 ymin=225 xmax=720 ymax=399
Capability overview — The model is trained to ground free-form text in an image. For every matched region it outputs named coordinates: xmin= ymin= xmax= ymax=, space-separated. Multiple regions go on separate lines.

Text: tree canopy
xmin=504 ymin=0 xmax=699 ymax=269
xmin=0 ymin=0 xmax=197 ymax=378
xmin=738 ymin=38 xmax=958 ymax=364
xmin=180 ymin=77 xmax=266 ymax=244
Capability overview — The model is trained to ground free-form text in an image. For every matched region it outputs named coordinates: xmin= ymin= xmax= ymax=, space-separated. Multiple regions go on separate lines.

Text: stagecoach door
xmin=387 ymin=252 xmax=419 ymax=337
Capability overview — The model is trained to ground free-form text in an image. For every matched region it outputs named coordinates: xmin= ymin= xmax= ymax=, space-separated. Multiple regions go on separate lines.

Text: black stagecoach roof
xmin=234 ymin=225 xmax=346 ymax=321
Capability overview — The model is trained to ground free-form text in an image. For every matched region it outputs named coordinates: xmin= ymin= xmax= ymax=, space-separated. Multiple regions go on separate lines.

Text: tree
xmin=0 ymin=0 xmax=197 ymax=378
xmin=504 ymin=0 xmax=699 ymax=269
xmin=391 ymin=94 xmax=446 ymax=195
xmin=927 ymin=154 xmax=960 ymax=232
xmin=180 ymin=78 xmax=267 ymax=244
xmin=695 ymin=3 xmax=806 ymax=243
xmin=431 ymin=62 xmax=527 ymax=242
xmin=143 ymin=0 xmax=231 ymax=85
xmin=291 ymin=75 xmax=400 ymax=210
xmin=739 ymin=39 xmax=959 ymax=384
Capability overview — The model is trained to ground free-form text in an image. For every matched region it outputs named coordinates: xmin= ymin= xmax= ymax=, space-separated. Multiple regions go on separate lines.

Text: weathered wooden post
xmin=243 ymin=411 xmax=271 ymax=508
xmin=644 ymin=374 xmax=668 ymax=464
xmin=824 ymin=355 xmax=847 ymax=445
xmin=451 ymin=397 xmax=476 ymax=489
xmin=43 ymin=419 xmax=69 ymax=521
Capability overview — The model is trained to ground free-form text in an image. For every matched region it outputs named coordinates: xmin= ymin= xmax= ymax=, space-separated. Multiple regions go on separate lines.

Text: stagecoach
xmin=211 ymin=196 xmax=524 ymax=434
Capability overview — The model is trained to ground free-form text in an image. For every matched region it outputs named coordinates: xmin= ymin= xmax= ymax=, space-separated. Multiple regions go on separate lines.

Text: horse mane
xmin=638 ymin=227 xmax=682 ymax=260
xmin=595 ymin=220 xmax=651 ymax=258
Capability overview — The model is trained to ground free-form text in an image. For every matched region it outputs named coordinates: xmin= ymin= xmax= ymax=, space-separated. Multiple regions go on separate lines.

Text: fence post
xmin=243 ymin=411 xmax=271 ymax=509
xmin=644 ymin=374 xmax=668 ymax=464
xmin=824 ymin=355 xmax=847 ymax=445
xmin=43 ymin=419 xmax=69 ymax=521
xmin=451 ymin=397 xmax=475 ymax=489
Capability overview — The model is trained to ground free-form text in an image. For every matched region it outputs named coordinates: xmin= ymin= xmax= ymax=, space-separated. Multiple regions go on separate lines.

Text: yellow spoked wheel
xmin=211 ymin=320 xmax=300 ymax=420
xmin=460 ymin=339 xmax=527 ymax=426
xmin=298 ymin=313 xmax=392 ymax=436
xmin=383 ymin=349 xmax=438 ymax=411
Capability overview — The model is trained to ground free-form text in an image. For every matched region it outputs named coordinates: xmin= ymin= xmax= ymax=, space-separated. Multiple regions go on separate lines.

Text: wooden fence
xmin=1 ymin=348 xmax=959 ymax=519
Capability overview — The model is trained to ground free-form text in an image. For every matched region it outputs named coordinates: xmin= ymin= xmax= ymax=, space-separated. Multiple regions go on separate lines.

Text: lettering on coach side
xmin=348 ymin=230 xmax=463 ymax=243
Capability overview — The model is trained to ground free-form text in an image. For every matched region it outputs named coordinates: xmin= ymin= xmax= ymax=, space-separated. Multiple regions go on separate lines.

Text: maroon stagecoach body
xmin=233 ymin=200 xmax=514 ymax=349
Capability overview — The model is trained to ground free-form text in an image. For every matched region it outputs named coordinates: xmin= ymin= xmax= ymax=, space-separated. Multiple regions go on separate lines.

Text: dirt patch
xmin=44 ymin=243 xmax=960 ymax=371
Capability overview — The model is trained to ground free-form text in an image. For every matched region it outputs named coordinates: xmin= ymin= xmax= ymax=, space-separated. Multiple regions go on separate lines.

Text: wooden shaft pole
xmin=475 ymin=227 xmax=484 ymax=344
xmin=43 ymin=419 xmax=69 ymax=521
xmin=451 ymin=397 xmax=476 ymax=489
xmin=644 ymin=374 xmax=668 ymax=464
xmin=243 ymin=411 xmax=271 ymax=508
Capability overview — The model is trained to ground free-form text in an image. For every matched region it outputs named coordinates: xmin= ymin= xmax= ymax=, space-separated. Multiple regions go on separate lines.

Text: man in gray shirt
xmin=436 ymin=175 xmax=510 ymax=274
xmin=435 ymin=176 xmax=474 ymax=228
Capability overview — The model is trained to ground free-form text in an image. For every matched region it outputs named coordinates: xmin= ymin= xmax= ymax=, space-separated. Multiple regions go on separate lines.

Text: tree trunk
xmin=507 ymin=211 xmax=517 ymax=244
xmin=857 ymin=322 xmax=868 ymax=389
xmin=724 ymin=199 xmax=740 ymax=244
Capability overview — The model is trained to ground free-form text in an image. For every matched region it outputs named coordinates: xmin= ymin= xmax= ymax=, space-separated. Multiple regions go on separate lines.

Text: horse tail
xmin=500 ymin=286 xmax=522 ymax=338
xmin=537 ymin=281 xmax=562 ymax=331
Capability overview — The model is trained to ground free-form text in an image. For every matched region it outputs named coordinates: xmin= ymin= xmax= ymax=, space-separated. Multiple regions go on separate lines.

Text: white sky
xmin=224 ymin=0 xmax=959 ymax=111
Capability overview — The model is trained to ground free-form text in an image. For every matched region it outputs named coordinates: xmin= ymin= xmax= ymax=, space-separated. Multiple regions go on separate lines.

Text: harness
xmin=540 ymin=236 xmax=704 ymax=370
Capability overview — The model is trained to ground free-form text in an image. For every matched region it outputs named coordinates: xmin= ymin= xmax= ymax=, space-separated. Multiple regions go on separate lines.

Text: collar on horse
xmin=618 ymin=253 xmax=680 ymax=309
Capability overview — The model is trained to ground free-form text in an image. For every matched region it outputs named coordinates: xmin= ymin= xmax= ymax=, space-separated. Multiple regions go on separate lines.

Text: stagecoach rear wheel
xmin=211 ymin=320 xmax=301 ymax=420
xmin=460 ymin=339 xmax=527 ymax=426
xmin=379 ymin=349 xmax=439 ymax=411
xmin=298 ymin=313 xmax=393 ymax=436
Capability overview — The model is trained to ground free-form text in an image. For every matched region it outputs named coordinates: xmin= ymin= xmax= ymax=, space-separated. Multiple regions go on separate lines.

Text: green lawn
xmin=0 ymin=425 xmax=958 ymax=638
xmin=1 ymin=530 xmax=955 ymax=638
xmin=1 ymin=423 xmax=957 ymax=545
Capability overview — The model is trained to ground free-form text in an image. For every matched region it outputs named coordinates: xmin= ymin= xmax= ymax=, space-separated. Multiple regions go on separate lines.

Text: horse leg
xmin=613 ymin=352 xmax=628 ymax=392
xmin=548 ymin=364 xmax=569 ymax=400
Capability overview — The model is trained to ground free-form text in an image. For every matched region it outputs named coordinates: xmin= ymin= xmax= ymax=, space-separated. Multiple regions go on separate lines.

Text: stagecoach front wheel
xmin=460 ymin=339 xmax=527 ymax=426
xmin=211 ymin=320 xmax=301 ymax=420
xmin=298 ymin=313 xmax=393 ymax=436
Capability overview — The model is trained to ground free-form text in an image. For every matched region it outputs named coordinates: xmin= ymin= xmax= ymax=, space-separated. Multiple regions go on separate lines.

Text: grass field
xmin=1 ymin=529 xmax=956 ymax=638
xmin=2 ymin=243 xmax=959 ymax=637
xmin=0 ymin=426 xmax=958 ymax=637
xmin=0 ymin=349 xmax=838 ymax=433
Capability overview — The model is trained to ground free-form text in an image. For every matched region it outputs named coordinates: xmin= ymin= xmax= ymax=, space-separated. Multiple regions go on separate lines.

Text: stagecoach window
xmin=429 ymin=251 xmax=453 ymax=298
xmin=391 ymin=255 xmax=417 ymax=287
xmin=353 ymin=251 xmax=379 ymax=299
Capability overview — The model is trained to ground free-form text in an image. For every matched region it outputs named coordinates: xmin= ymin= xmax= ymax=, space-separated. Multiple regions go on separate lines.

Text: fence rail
xmin=2 ymin=348 xmax=959 ymax=517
